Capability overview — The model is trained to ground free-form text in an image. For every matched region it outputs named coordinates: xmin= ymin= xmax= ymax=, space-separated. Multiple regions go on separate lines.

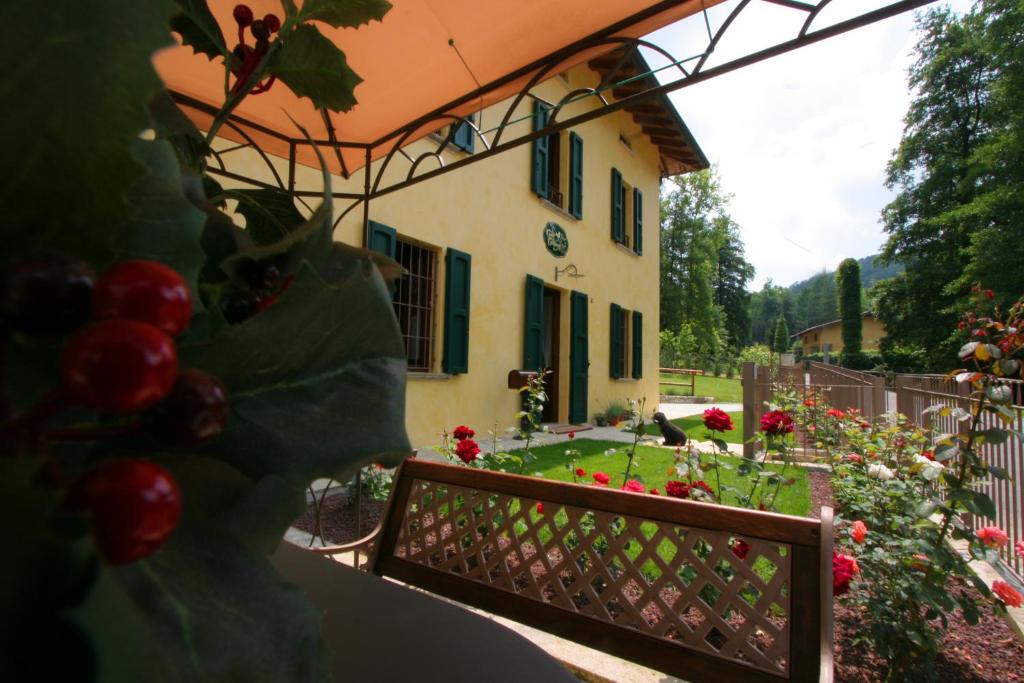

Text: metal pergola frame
xmin=172 ymin=0 xmax=937 ymax=243
xmin=178 ymin=0 xmax=937 ymax=541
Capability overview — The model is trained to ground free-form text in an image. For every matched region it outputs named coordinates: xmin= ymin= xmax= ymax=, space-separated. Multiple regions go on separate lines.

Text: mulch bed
xmin=292 ymin=490 xmax=386 ymax=543
xmin=804 ymin=471 xmax=1024 ymax=681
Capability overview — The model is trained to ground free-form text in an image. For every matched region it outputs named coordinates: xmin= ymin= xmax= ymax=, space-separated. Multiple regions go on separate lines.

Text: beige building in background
xmin=795 ymin=312 xmax=886 ymax=356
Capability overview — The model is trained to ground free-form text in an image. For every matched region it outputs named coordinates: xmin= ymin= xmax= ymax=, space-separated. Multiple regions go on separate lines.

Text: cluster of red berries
xmin=2 ymin=253 xmax=230 ymax=565
xmin=230 ymin=4 xmax=281 ymax=95
xmin=219 ymin=258 xmax=293 ymax=324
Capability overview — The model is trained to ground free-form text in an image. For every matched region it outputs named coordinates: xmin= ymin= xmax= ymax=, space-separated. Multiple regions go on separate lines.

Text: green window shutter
xmin=442 ymin=248 xmax=472 ymax=374
xmin=611 ymin=168 xmax=623 ymax=243
xmin=569 ymin=132 xmax=583 ymax=219
xmin=632 ymin=311 xmax=643 ymax=379
xmin=523 ymin=275 xmax=545 ymax=371
xmin=633 ymin=187 xmax=643 ymax=255
xmin=530 ymin=101 xmax=550 ymax=198
xmin=609 ymin=303 xmax=622 ymax=379
xmin=452 ymin=113 xmax=476 ymax=153
xmin=367 ymin=220 xmax=397 ymax=258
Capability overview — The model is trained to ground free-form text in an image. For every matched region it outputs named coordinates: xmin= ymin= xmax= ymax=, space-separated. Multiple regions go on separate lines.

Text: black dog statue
xmin=652 ymin=412 xmax=687 ymax=447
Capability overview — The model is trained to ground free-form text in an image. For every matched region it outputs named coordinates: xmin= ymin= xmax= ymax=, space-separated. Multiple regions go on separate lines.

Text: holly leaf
xmin=110 ymin=531 xmax=328 ymax=681
xmin=115 ymin=138 xmax=207 ymax=309
xmin=148 ymin=90 xmax=207 ymax=172
xmin=298 ymin=0 xmax=392 ymax=28
xmin=270 ymin=24 xmax=362 ymax=112
xmin=181 ymin=262 xmax=410 ymax=484
xmin=0 ymin=0 xmax=176 ymax=266
xmin=229 ymin=188 xmax=308 ymax=247
xmin=169 ymin=0 xmax=227 ymax=61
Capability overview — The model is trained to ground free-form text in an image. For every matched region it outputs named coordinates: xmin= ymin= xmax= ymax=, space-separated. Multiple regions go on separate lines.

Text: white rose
xmin=913 ymin=454 xmax=944 ymax=481
xmin=868 ymin=463 xmax=895 ymax=480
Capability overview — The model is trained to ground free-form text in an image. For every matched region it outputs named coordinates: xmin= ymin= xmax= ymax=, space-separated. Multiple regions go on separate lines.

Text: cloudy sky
xmin=645 ymin=0 xmax=974 ymax=289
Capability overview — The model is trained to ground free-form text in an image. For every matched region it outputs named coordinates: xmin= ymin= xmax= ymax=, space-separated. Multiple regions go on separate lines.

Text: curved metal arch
xmin=406 ymin=151 xmax=446 ymax=181
xmin=219 ymin=118 xmax=288 ymax=191
xmin=800 ymin=0 xmax=835 ymax=37
xmin=370 ymin=111 xmax=488 ymax=194
xmin=547 ymin=88 xmax=610 ymax=126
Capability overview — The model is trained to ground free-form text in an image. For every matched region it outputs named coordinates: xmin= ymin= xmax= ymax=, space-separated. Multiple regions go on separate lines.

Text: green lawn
xmin=643 ymin=411 xmax=744 ymax=444
xmin=659 ymin=373 xmax=742 ymax=402
xmin=518 ymin=438 xmax=811 ymax=517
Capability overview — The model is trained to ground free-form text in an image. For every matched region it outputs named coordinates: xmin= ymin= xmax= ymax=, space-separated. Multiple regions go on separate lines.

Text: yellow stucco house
xmin=795 ymin=312 xmax=886 ymax=356
xmin=209 ymin=50 xmax=706 ymax=448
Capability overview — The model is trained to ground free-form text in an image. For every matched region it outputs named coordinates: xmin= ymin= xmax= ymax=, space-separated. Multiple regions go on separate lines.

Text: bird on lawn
xmin=652 ymin=412 xmax=687 ymax=447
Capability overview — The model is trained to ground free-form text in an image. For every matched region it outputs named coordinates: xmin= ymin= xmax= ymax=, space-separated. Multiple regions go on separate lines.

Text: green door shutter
xmin=633 ymin=187 xmax=643 ymax=255
xmin=523 ymin=275 xmax=545 ymax=371
xmin=530 ymin=101 xmax=549 ymax=198
xmin=569 ymin=132 xmax=583 ymax=219
xmin=442 ymin=248 xmax=471 ymax=374
xmin=610 ymin=168 xmax=623 ymax=243
xmin=367 ymin=220 xmax=397 ymax=258
xmin=609 ymin=303 xmax=622 ymax=379
xmin=569 ymin=291 xmax=588 ymax=424
xmin=632 ymin=311 xmax=643 ymax=379
xmin=453 ymin=113 xmax=476 ymax=153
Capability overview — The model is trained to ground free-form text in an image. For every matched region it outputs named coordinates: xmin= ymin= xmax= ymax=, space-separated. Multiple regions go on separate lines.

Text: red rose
xmin=921 ymin=450 xmax=934 ymax=461
xmin=993 ymin=580 xmax=1023 ymax=608
xmin=648 ymin=488 xmax=660 ymax=496
xmin=665 ymin=480 xmax=689 ymax=499
xmin=592 ymin=472 xmax=610 ymax=486
xmin=826 ymin=408 xmax=845 ymax=419
xmin=453 ymin=425 xmax=475 ymax=441
xmin=731 ymin=539 xmax=751 ymax=560
xmin=621 ymin=480 xmax=645 ymax=493
xmin=832 ymin=552 xmax=859 ymax=596
xmin=536 ymin=502 xmax=544 ymax=514
xmin=567 ymin=431 xmax=575 ymax=440
xmin=455 ymin=438 xmax=480 ymax=463
xmin=702 ymin=407 xmax=734 ymax=432
xmin=760 ymin=410 xmax=794 ymax=436
xmin=689 ymin=481 xmax=714 ymax=498
xmin=575 ymin=467 xmax=586 ymax=478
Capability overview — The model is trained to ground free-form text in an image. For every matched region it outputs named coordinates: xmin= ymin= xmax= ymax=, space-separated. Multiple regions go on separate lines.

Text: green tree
xmin=660 ymin=167 xmax=745 ymax=359
xmin=836 ymin=258 xmax=863 ymax=363
xmin=750 ymin=281 xmax=795 ymax=346
xmin=712 ymin=217 xmax=754 ymax=348
xmin=877 ymin=6 xmax=1003 ymax=369
xmin=772 ymin=315 xmax=790 ymax=354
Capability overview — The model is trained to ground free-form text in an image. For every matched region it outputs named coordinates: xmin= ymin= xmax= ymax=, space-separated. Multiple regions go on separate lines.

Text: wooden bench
xmin=312 ymin=459 xmax=834 ymax=682
xmin=660 ymin=367 xmax=705 ymax=395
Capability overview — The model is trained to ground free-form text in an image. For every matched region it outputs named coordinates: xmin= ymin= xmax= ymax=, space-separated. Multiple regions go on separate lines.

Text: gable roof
xmin=794 ymin=312 xmax=877 ymax=338
xmin=587 ymin=47 xmax=708 ymax=176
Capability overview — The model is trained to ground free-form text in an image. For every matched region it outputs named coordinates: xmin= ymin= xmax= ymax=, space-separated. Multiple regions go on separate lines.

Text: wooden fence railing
xmin=895 ymin=374 xmax=1024 ymax=582
xmin=742 ymin=363 xmax=888 ymax=458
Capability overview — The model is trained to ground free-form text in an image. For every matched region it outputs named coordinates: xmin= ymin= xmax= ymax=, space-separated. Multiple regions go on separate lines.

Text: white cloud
xmin=646 ymin=0 xmax=974 ymax=288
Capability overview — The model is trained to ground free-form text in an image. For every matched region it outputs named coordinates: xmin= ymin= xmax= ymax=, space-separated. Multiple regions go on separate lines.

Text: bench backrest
xmin=371 ymin=459 xmax=833 ymax=683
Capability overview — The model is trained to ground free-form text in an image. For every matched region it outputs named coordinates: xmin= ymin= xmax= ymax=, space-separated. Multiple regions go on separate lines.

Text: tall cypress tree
xmin=772 ymin=316 xmax=790 ymax=354
xmin=836 ymin=258 xmax=863 ymax=364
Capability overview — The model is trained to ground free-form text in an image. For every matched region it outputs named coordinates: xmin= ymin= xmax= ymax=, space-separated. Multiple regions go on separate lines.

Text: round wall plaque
xmin=543 ymin=222 xmax=568 ymax=257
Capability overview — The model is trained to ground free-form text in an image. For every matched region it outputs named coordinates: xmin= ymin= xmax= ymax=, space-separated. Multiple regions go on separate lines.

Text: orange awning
xmin=155 ymin=0 xmax=722 ymax=176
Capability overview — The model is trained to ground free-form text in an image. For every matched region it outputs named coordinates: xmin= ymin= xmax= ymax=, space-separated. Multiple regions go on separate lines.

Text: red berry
xmin=263 ymin=13 xmax=281 ymax=33
xmin=66 ymin=459 xmax=181 ymax=564
xmin=92 ymin=260 xmax=192 ymax=336
xmin=2 ymin=250 xmax=95 ymax=334
xmin=250 ymin=19 xmax=269 ymax=42
xmin=61 ymin=320 xmax=178 ymax=413
xmin=233 ymin=4 xmax=254 ymax=26
xmin=147 ymin=369 xmax=229 ymax=446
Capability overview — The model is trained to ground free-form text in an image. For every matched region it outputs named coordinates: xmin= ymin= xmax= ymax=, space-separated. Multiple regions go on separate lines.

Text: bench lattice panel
xmin=392 ymin=478 xmax=793 ymax=676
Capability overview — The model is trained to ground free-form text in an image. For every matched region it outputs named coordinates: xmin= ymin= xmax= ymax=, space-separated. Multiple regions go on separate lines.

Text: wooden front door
xmin=569 ymin=290 xmax=588 ymax=424
xmin=542 ymin=287 xmax=560 ymax=422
